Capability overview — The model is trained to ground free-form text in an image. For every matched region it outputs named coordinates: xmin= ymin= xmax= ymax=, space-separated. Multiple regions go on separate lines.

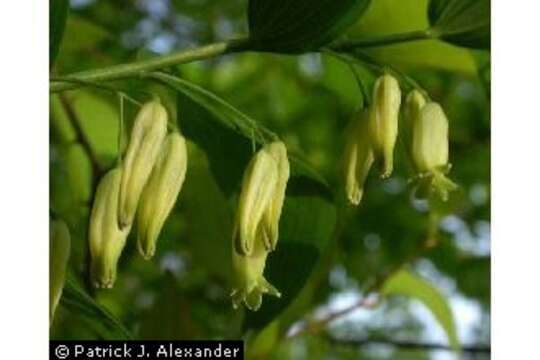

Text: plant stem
xmin=50 ymin=38 xmax=250 ymax=92
xmin=50 ymin=30 xmax=435 ymax=93
xmin=330 ymin=29 xmax=434 ymax=51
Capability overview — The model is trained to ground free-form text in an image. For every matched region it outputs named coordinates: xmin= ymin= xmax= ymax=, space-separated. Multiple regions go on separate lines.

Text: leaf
xmin=428 ymin=0 xmax=490 ymax=49
xmin=68 ymin=90 xmax=120 ymax=164
xmin=181 ymin=144 xmax=234 ymax=281
xmin=244 ymin=188 xmax=336 ymax=329
xmin=381 ymin=269 xmax=459 ymax=350
xmin=151 ymin=72 xmax=328 ymax=194
xmin=64 ymin=144 xmax=92 ymax=204
xmin=348 ymin=0 xmax=478 ymax=75
xmin=153 ymin=73 xmax=337 ymax=330
xmin=138 ymin=273 xmax=202 ymax=339
xmin=50 ymin=220 xmax=71 ymax=323
xmin=248 ymin=0 xmax=372 ymax=53
xmin=61 ymin=275 xmax=133 ymax=339
xmin=50 ymin=0 xmax=70 ymax=66
xmin=62 ymin=15 xmax=112 ymax=54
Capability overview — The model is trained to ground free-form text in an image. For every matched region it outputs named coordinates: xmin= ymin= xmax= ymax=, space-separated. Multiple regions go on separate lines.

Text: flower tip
xmin=347 ymin=188 xmax=363 ymax=206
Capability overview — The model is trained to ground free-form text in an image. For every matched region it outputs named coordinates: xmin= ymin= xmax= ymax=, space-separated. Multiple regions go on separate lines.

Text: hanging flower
xmin=137 ymin=132 xmax=188 ymax=259
xmin=368 ymin=74 xmax=402 ymax=178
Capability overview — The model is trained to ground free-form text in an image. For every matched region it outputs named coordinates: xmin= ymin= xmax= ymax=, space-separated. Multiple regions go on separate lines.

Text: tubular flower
xmin=50 ymin=219 xmax=71 ymax=324
xmin=234 ymin=146 xmax=279 ymax=256
xmin=89 ymin=168 xmax=131 ymax=288
xmin=118 ymin=100 xmax=167 ymax=228
xmin=260 ymin=142 xmax=290 ymax=251
xmin=368 ymin=74 xmax=401 ymax=178
xmin=411 ymin=102 xmax=458 ymax=201
xmin=342 ymin=108 xmax=374 ymax=206
xmin=137 ymin=132 xmax=188 ymax=259
xmin=231 ymin=141 xmax=290 ymax=311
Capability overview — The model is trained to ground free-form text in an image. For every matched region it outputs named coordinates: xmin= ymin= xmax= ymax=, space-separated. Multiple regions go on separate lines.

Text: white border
xmin=492 ymin=0 xmax=540 ymax=358
xmin=1 ymin=0 xmax=539 ymax=358
xmin=0 ymin=0 xmax=49 ymax=358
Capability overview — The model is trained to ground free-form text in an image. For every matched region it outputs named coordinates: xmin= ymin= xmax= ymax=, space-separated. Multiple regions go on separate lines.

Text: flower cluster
xmin=89 ymin=100 xmax=188 ymax=288
xmin=343 ymin=74 xmax=457 ymax=206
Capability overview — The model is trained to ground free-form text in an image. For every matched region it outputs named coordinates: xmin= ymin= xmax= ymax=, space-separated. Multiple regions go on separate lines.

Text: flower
xmin=89 ymin=168 xmax=131 ymax=288
xmin=343 ymin=108 xmax=374 ymax=205
xmin=137 ymin=132 xmax=188 ymax=259
xmin=118 ymin=100 xmax=167 ymax=227
xmin=411 ymin=102 xmax=457 ymax=201
xmin=368 ymin=74 xmax=402 ymax=178
xmin=231 ymin=141 xmax=290 ymax=310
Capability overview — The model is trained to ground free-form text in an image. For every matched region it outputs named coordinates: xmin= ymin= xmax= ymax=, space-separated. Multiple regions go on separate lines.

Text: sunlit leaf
xmin=349 ymin=0 xmax=478 ymax=75
xmin=64 ymin=144 xmax=92 ymax=204
xmin=381 ymin=269 xmax=459 ymax=350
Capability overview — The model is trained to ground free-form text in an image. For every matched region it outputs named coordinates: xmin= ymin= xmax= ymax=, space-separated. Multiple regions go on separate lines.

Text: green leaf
xmin=381 ymin=269 xmax=459 ymax=350
xmin=151 ymin=72 xmax=328 ymax=194
xmin=68 ymin=90 xmax=121 ymax=164
xmin=50 ymin=0 xmax=70 ymax=66
xmin=153 ymin=73 xmax=337 ymax=329
xmin=248 ymin=0 xmax=372 ymax=53
xmin=428 ymin=0 xmax=490 ymax=49
xmin=244 ymin=189 xmax=336 ymax=329
xmin=138 ymin=273 xmax=202 ymax=339
xmin=181 ymin=144 xmax=234 ymax=281
xmin=64 ymin=144 xmax=92 ymax=204
xmin=61 ymin=275 xmax=133 ymax=339
xmin=348 ymin=0 xmax=478 ymax=75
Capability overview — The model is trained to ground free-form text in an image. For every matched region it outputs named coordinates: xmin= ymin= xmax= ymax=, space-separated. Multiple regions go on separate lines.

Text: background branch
xmin=58 ymin=94 xmax=103 ymax=178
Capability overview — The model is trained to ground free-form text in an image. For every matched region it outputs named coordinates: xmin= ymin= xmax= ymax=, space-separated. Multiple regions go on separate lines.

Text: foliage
xmin=50 ymin=0 xmax=490 ymax=358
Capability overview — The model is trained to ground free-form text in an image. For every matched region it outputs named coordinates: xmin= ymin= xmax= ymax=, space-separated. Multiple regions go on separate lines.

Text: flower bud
xmin=137 ymin=133 xmax=188 ymax=259
xmin=260 ymin=141 xmax=290 ymax=251
xmin=368 ymin=74 xmax=401 ymax=178
xmin=118 ymin=100 xmax=167 ymax=228
xmin=343 ymin=108 xmax=374 ymax=205
xmin=411 ymin=102 xmax=457 ymax=201
xmin=233 ymin=146 xmax=279 ymax=256
xmin=89 ymin=168 xmax=131 ymax=288
xmin=50 ymin=219 xmax=71 ymax=324
xmin=231 ymin=237 xmax=281 ymax=311
xmin=412 ymin=102 xmax=449 ymax=173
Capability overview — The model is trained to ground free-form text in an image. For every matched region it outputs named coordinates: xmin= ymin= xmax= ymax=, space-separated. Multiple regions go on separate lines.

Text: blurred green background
xmin=50 ymin=0 xmax=490 ymax=359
